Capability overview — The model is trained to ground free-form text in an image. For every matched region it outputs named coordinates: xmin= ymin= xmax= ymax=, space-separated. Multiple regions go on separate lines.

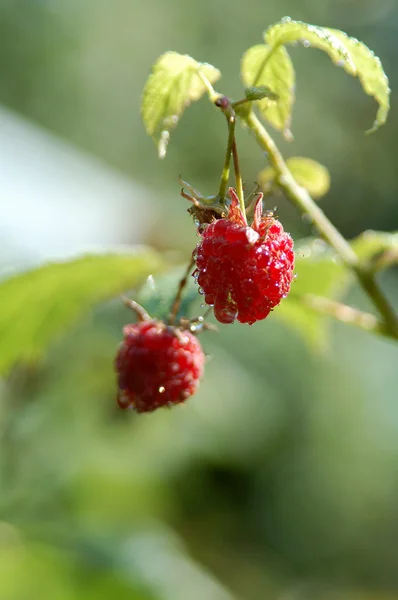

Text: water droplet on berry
xmin=302 ymin=39 xmax=311 ymax=48
xmin=198 ymin=287 xmax=205 ymax=295
xmin=159 ymin=386 xmax=166 ymax=394
xmin=281 ymin=15 xmax=292 ymax=22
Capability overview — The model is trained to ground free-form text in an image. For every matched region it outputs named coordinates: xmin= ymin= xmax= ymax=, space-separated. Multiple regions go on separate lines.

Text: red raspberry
xmin=194 ymin=188 xmax=295 ymax=325
xmin=115 ymin=319 xmax=205 ymax=413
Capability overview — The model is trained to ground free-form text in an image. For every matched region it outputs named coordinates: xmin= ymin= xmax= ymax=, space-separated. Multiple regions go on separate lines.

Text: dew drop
xmin=198 ymin=287 xmax=205 ymax=295
xmin=281 ymin=16 xmax=292 ymax=23
xmin=302 ymin=39 xmax=311 ymax=48
xmin=159 ymin=386 xmax=165 ymax=394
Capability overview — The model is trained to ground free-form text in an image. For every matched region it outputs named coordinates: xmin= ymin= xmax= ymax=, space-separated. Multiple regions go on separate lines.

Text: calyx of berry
xmin=179 ymin=177 xmax=230 ymax=225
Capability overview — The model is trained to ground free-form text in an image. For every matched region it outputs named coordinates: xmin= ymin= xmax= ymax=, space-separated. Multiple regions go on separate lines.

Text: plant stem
xmin=215 ymin=97 xmax=247 ymax=223
xmin=168 ymin=257 xmax=196 ymax=325
xmin=218 ymin=111 xmax=235 ymax=200
xmin=294 ymin=293 xmax=394 ymax=340
xmin=231 ymin=138 xmax=246 ymax=222
xmin=243 ymin=110 xmax=398 ymax=338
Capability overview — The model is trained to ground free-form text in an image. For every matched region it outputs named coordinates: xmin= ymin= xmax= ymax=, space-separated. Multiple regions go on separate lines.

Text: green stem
xmin=243 ymin=110 xmax=398 ymax=338
xmin=215 ymin=97 xmax=247 ymax=223
xmin=168 ymin=256 xmax=196 ymax=325
xmin=197 ymin=70 xmax=220 ymax=103
xmin=295 ymin=293 xmax=394 ymax=340
xmin=231 ymin=138 xmax=246 ymax=222
xmin=218 ymin=112 xmax=235 ymax=200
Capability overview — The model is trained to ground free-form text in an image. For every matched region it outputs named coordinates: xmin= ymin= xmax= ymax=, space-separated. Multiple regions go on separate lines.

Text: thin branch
xmin=294 ymin=293 xmax=396 ymax=340
xmin=231 ymin=138 xmax=246 ymax=221
xmin=215 ymin=97 xmax=247 ymax=222
xmin=217 ymin=110 xmax=235 ymax=200
xmin=168 ymin=257 xmax=196 ymax=325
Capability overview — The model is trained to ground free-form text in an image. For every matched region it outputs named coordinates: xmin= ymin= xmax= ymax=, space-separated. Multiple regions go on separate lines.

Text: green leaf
xmin=264 ymin=18 xmax=390 ymax=132
xmin=259 ymin=156 xmax=331 ymax=199
xmin=327 ymin=29 xmax=390 ymax=133
xmin=141 ymin=52 xmax=221 ymax=158
xmin=241 ymin=44 xmax=294 ymax=134
xmin=352 ymin=230 xmax=398 ymax=272
xmin=352 ymin=230 xmax=398 ymax=259
xmin=0 ymin=249 xmax=163 ymax=375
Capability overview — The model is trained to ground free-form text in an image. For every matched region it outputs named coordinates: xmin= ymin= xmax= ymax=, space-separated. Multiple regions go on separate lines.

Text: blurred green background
xmin=1 ymin=1 xmax=398 ymax=599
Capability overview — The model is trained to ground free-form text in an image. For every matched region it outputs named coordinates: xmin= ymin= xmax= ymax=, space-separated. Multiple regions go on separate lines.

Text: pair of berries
xmin=115 ymin=188 xmax=294 ymax=413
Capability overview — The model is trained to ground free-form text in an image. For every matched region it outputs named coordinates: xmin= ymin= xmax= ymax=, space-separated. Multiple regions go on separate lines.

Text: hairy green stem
xmin=243 ymin=110 xmax=398 ymax=338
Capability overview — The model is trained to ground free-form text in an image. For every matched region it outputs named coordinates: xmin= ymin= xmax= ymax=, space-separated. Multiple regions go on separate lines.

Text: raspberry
xmin=194 ymin=188 xmax=295 ymax=325
xmin=115 ymin=318 xmax=205 ymax=413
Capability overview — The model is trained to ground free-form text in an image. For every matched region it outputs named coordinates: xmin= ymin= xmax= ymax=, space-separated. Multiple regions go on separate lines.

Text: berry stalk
xmin=217 ymin=109 xmax=235 ymax=201
xmin=168 ymin=256 xmax=196 ymax=325
xmin=215 ymin=97 xmax=247 ymax=224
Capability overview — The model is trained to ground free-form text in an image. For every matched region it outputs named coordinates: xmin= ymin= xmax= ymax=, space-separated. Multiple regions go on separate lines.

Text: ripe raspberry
xmin=194 ymin=188 xmax=295 ymax=325
xmin=115 ymin=319 xmax=205 ymax=413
